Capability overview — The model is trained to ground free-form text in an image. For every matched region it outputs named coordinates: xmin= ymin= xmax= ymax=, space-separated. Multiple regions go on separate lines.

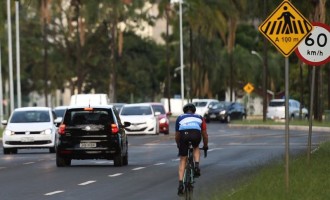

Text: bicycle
xmin=182 ymin=141 xmax=207 ymax=200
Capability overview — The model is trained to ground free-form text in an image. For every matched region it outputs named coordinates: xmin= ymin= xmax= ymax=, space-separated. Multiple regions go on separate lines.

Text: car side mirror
xmin=54 ymin=117 xmax=62 ymax=127
xmin=1 ymin=120 xmax=8 ymax=126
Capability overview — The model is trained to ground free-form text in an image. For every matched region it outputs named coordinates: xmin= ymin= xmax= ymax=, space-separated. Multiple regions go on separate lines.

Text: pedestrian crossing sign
xmin=243 ymin=83 xmax=254 ymax=94
xmin=258 ymin=0 xmax=313 ymax=57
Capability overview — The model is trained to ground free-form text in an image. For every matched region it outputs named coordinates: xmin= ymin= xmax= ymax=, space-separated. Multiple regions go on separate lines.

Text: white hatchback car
xmin=119 ymin=103 xmax=159 ymax=135
xmin=267 ymin=99 xmax=308 ymax=120
xmin=192 ymin=99 xmax=220 ymax=117
xmin=2 ymin=107 xmax=57 ymax=154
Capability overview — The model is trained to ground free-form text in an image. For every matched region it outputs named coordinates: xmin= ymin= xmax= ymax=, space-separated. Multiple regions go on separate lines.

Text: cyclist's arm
xmin=201 ymin=118 xmax=208 ymax=147
xmin=175 ymin=131 xmax=180 ymax=147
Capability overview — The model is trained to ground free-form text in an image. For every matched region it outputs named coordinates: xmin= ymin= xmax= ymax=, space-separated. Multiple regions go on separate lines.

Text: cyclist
xmin=175 ymin=103 xmax=208 ymax=195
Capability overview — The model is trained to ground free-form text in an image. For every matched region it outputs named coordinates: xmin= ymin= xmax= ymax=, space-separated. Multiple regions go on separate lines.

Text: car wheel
xmin=56 ymin=153 xmax=71 ymax=167
xmin=49 ymin=147 xmax=56 ymax=153
xmin=123 ymin=150 xmax=128 ymax=166
xmin=114 ymin=152 xmax=123 ymax=167
xmin=3 ymin=148 xmax=11 ymax=155
xmin=12 ymin=148 xmax=18 ymax=154
xmin=164 ymin=130 xmax=169 ymax=135
xmin=226 ymin=115 xmax=231 ymax=123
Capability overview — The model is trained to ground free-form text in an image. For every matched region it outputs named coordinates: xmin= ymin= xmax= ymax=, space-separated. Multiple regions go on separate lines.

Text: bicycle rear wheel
xmin=184 ymin=168 xmax=194 ymax=200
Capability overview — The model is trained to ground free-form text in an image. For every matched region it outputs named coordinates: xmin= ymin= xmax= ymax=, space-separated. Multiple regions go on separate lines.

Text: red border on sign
xmin=295 ymin=22 xmax=330 ymax=66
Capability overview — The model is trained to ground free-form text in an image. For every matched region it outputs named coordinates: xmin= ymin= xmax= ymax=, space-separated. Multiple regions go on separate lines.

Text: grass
xmin=206 ymin=138 xmax=330 ymax=200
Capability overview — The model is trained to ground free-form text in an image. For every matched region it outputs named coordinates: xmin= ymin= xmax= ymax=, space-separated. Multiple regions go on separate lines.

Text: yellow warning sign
xmin=259 ymin=0 xmax=313 ymax=57
xmin=244 ymin=83 xmax=254 ymax=94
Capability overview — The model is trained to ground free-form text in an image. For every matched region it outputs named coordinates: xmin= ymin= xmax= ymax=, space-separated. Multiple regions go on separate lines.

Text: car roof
xmin=53 ymin=105 xmax=69 ymax=109
xmin=66 ymin=105 xmax=114 ymax=109
xmin=14 ymin=107 xmax=51 ymax=111
xmin=122 ymin=103 xmax=152 ymax=107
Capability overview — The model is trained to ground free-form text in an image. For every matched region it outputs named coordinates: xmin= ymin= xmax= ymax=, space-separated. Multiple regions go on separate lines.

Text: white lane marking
xmin=23 ymin=162 xmax=35 ymax=165
xmin=109 ymin=173 xmax=123 ymax=177
xmin=95 ymin=161 xmax=111 ymax=164
xmin=44 ymin=191 xmax=64 ymax=196
xmin=0 ymin=167 xmax=6 ymax=170
xmin=154 ymin=163 xmax=165 ymax=166
xmin=132 ymin=167 xmax=145 ymax=171
xmin=208 ymin=148 xmax=223 ymax=152
xmin=172 ymin=158 xmax=180 ymax=162
xmin=78 ymin=180 xmax=96 ymax=186
xmin=145 ymin=143 xmax=176 ymax=146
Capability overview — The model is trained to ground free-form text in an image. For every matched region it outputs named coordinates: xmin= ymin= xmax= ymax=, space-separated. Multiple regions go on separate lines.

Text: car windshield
xmin=269 ymin=101 xmax=285 ymax=107
xmin=151 ymin=105 xmax=166 ymax=114
xmin=121 ymin=106 xmax=152 ymax=115
xmin=213 ymin=103 xmax=226 ymax=109
xmin=10 ymin=110 xmax=50 ymax=123
xmin=193 ymin=102 xmax=207 ymax=107
xmin=54 ymin=109 xmax=66 ymax=118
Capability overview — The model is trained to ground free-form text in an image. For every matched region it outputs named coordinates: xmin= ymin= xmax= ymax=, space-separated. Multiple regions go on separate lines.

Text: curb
xmin=228 ymin=124 xmax=330 ymax=132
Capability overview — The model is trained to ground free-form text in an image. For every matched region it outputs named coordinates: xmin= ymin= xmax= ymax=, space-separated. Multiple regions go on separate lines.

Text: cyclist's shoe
xmin=177 ymin=185 xmax=184 ymax=196
xmin=194 ymin=167 xmax=201 ymax=178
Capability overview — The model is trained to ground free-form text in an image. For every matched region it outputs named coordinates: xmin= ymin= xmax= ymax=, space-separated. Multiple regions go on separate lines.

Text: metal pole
xmin=15 ymin=0 xmax=21 ymax=108
xmin=307 ymin=66 xmax=315 ymax=162
xmin=7 ymin=0 xmax=15 ymax=113
xmin=179 ymin=0 xmax=184 ymax=108
xmin=285 ymin=57 xmax=290 ymax=190
xmin=0 ymin=43 xmax=3 ymax=124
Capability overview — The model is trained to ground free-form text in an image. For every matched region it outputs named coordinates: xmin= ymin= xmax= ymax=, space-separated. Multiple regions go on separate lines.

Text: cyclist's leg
xmin=191 ymin=132 xmax=202 ymax=177
xmin=191 ymin=132 xmax=202 ymax=162
xmin=178 ymin=132 xmax=189 ymax=195
xmin=179 ymin=156 xmax=187 ymax=181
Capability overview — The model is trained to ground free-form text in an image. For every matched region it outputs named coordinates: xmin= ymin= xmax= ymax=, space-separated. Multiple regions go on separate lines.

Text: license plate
xmin=210 ymin=114 xmax=216 ymax=119
xmin=21 ymin=137 xmax=34 ymax=142
xmin=80 ymin=143 xmax=96 ymax=148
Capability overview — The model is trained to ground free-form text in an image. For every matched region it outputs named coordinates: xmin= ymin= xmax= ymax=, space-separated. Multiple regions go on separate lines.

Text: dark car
xmin=56 ymin=105 xmax=130 ymax=167
xmin=53 ymin=106 xmax=68 ymax=119
xmin=205 ymin=101 xmax=246 ymax=123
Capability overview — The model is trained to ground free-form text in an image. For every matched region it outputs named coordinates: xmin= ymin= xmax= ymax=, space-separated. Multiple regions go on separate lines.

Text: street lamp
xmin=251 ymin=50 xmax=267 ymax=122
xmin=171 ymin=0 xmax=184 ymax=108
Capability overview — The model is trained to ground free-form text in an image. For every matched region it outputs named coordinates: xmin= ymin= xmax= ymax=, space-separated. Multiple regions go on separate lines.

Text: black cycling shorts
xmin=178 ymin=130 xmax=202 ymax=156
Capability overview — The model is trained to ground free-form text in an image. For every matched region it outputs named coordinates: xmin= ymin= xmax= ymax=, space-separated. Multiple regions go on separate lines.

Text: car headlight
xmin=220 ymin=110 xmax=226 ymax=115
xmin=4 ymin=129 xmax=14 ymax=136
xmin=147 ymin=117 xmax=156 ymax=125
xmin=159 ymin=118 xmax=168 ymax=124
xmin=42 ymin=129 xmax=52 ymax=135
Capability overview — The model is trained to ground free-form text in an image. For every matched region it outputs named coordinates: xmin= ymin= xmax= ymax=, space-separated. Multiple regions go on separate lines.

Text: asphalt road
xmin=1 ymin=122 xmax=330 ymax=200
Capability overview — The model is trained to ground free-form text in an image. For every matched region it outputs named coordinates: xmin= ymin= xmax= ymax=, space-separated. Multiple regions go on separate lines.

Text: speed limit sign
xmin=295 ymin=22 xmax=330 ymax=66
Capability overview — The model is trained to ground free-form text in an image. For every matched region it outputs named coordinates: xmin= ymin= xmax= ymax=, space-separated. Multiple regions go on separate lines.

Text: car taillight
xmin=58 ymin=124 xmax=66 ymax=135
xmin=111 ymin=124 xmax=119 ymax=134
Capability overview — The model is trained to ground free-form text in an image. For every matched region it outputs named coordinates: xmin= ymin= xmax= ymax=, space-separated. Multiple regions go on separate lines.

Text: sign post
xmin=295 ymin=22 xmax=330 ymax=162
xmin=258 ymin=0 xmax=313 ymax=190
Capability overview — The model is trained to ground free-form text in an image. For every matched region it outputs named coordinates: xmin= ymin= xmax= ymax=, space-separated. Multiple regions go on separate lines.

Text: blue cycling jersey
xmin=175 ymin=113 xmax=203 ymax=132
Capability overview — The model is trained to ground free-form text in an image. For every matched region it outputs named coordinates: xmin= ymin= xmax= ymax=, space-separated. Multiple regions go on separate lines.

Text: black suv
xmin=56 ymin=105 xmax=130 ymax=167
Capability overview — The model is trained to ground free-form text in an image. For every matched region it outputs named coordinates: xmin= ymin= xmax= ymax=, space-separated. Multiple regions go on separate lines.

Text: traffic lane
xmin=1 ymin=124 xmax=329 ymax=200
xmin=0 ymin=136 xmax=180 ymax=200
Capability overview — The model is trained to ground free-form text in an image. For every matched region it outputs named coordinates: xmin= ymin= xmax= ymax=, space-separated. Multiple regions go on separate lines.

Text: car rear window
xmin=269 ymin=101 xmax=285 ymax=107
xmin=64 ymin=109 xmax=113 ymax=126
